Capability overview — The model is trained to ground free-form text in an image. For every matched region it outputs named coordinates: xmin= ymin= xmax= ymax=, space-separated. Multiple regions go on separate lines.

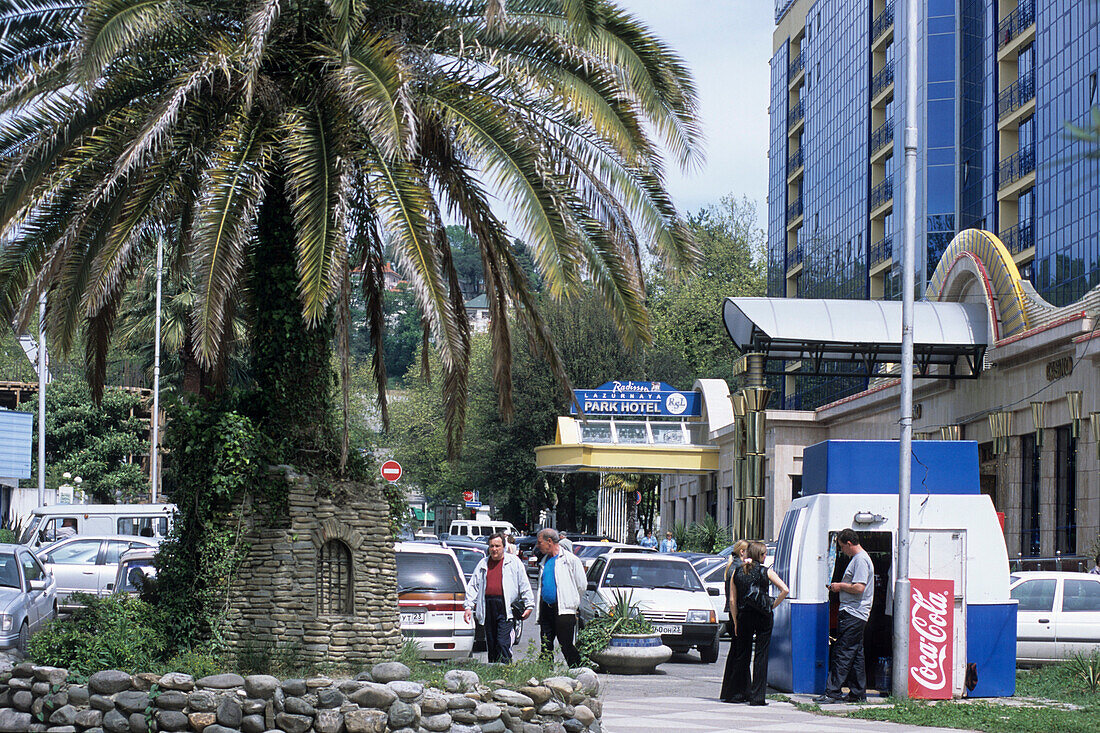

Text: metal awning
xmin=723 ymin=297 xmax=989 ymax=378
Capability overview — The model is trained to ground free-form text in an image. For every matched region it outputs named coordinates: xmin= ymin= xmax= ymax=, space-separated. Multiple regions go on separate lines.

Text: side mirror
xmin=707 ymin=587 xmax=720 ymax=596
xmin=586 ymin=581 xmax=598 ymax=592
xmin=29 ymin=579 xmax=46 ymax=592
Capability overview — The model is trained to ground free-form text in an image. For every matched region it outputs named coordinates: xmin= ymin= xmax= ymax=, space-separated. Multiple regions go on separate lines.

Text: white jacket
xmin=464 ymin=553 xmax=535 ymax=624
xmin=536 ymin=548 xmax=587 ymax=618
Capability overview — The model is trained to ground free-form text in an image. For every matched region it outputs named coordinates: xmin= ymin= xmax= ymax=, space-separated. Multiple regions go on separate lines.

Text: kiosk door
xmin=910 ymin=529 xmax=966 ymax=697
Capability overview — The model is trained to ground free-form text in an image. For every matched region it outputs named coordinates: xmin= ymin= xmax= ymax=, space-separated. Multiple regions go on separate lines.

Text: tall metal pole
xmin=892 ymin=0 xmax=919 ymax=700
xmin=37 ymin=291 xmax=46 ymax=507
xmin=150 ymin=236 xmax=164 ymax=503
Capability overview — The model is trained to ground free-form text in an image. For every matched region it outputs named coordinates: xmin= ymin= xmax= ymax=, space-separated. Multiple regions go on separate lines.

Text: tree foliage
xmin=23 ymin=376 xmax=150 ymax=503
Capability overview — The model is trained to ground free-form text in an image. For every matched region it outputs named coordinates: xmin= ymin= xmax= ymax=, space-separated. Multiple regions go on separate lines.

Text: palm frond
xmin=81 ymin=0 xmax=181 ymax=81
xmin=242 ymin=0 xmax=284 ymax=110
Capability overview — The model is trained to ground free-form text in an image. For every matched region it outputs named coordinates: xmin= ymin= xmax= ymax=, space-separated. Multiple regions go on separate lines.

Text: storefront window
xmin=1054 ymin=426 xmax=1076 ymax=555
xmin=1020 ymin=434 xmax=1041 ymax=557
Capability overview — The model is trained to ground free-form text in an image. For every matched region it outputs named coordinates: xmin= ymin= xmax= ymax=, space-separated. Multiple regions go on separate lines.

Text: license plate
xmin=653 ymin=624 xmax=682 ymax=635
xmin=400 ymin=610 xmax=426 ymax=625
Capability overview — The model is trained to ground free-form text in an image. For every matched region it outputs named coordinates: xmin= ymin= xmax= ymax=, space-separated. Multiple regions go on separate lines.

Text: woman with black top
xmin=727 ymin=540 xmax=789 ymax=706
xmin=719 ymin=540 xmax=749 ymax=702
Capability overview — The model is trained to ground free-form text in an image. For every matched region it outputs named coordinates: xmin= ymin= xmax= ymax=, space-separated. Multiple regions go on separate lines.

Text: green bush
xmin=28 ymin=594 xmax=168 ymax=675
xmin=576 ymin=590 xmax=654 ymax=665
xmin=0 ymin=528 xmax=15 ymax=544
xmin=158 ymin=649 xmax=224 ymax=678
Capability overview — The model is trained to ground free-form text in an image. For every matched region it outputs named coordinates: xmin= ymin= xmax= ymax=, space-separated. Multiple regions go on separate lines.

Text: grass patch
xmin=392 ymin=641 xmax=569 ymax=689
xmin=845 ymin=665 xmax=1100 ymax=732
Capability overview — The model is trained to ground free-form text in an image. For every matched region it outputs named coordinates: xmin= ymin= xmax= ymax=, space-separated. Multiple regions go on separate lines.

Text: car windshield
xmin=119 ymin=560 xmax=157 ymax=592
xmin=396 ymin=552 xmax=464 ymax=594
xmin=19 ymin=517 xmax=41 ymax=545
xmin=450 ymin=547 xmax=485 ymax=576
xmin=603 ymin=558 xmax=704 ymax=591
xmin=575 ymin=545 xmax=612 ymax=558
xmin=0 ymin=554 xmax=19 ymax=589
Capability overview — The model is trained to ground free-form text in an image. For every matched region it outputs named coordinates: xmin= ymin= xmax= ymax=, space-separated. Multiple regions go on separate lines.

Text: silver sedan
xmin=37 ymin=535 xmax=159 ymax=610
xmin=0 ymin=544 xmax=57 ymax=651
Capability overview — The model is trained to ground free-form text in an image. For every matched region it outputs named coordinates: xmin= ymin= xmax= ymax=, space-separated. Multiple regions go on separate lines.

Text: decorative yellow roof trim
xmin=534 ymin=443 xmax=718 ymax=475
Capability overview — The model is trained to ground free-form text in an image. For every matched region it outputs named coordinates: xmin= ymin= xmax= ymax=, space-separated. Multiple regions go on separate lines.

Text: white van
xmin=20 ymin=504 xmax=176 ymax=549
xmin=447 ymin=520 xmax=516 ymax=539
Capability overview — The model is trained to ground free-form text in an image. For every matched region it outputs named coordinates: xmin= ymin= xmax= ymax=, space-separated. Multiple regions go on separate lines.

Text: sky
xmin=621 ymin=1 xmax=775 ymax=221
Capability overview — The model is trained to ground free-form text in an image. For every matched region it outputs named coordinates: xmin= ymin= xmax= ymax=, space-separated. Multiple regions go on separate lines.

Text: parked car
xmin=0 ymin=544 xmax=57 ymax=652
xmin=37 ymin=535 xmax=160 ymax=610
xmin=572 ymin=541 xmax=657 ymax=571
xmin=1010 ymin=571 xmax=1100 ymax=664
xmin=394 ymin=542 xmax=475 ymax=659
xmin=578 ymin=552 xmax=721 ymax=663
xmin=695 ymin=557 xmax=735 ymax=636
xmin=110 ymin=546 xmax=158 ymax=596
xmin=439 ymin=539 xmax=488 ymax=584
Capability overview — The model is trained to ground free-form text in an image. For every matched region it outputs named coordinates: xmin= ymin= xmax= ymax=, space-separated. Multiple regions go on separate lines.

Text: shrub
xmin=576 ymin=591 xmax=654 ymax=665
xmin=28 ymin=594 xmax=168 ymax=674
xmin=1068 ymin=652 xmax=1100 ymax=693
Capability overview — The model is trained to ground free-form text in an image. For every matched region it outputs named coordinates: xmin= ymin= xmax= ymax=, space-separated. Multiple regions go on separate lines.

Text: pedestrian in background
xmin=505 ymin=534 xmax=520 ymax=555
xmin=464 ymin=534 xmax=534 ymax=663
xmin=639 ymin=530 xmax=658 ymax=549
xmin=814 ymin=528 xmax=875 ymax=703
xmin=535 ymin=528 xmax=587 ymax=666
xmin=558 ymin=531 xmax=573 ymax=553
xmin=659 ymin=531 xmax=677 ymax=553
xmin=719 ymin=539 xmax=750 ymax=701
xmin=1090 ymin=553 xmax=1100 ymax=575
xmin=728 ymin=541 xmax=789 ymax=705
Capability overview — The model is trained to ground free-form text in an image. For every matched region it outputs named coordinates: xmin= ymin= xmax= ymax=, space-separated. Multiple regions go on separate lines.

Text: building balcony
xmin=997 ymin=70 xmax=1034 ymax=119
xmin=1001 ymin=219 xmax=1034 ymax=255
xmin=872 ymin=3 xmax=894 ymax=43
xmin=870 ymin=119 xmax=893 ymax=155
xmin=870 ymin=176 xmax=893 ymax=211
xmin=871 ymin=61 xmax=894 ymax=100
xmin=788 ymin=50 xmax=805 ymax=82
xmin=787 ymin=147 xmax=804 ymax=176
xmin=786 ymin=194 xmax=803 ymax=222
xmin=788 ymin=99 xmax=804 ymax=131
xmin=870 ymin=235 xmax=893 ymax=267
xmin=996 ymin=144 xmax=1035 ymax=189
xmin=998 ymin=0 xmax=1035 ymax=51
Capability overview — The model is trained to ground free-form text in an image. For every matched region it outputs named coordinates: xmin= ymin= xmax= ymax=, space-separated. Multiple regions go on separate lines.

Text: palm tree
xmin=0 ymin=0 xmax=701 ymax=461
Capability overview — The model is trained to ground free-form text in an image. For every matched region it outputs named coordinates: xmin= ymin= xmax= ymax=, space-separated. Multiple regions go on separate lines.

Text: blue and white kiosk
xmin=769 ymin=439 xmax=1017 ymax=698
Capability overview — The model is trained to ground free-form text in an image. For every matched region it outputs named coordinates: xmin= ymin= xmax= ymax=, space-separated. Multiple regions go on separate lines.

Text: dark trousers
xmin=484 ymin=596 xmax=513 ymax=664
xmin=538 ymin=600 xmax=581 ymax=667
xmin=719 ymin=628 xmax=744 ymax=701
xmin=825 ymin=610 xmax=868 ymax=699
xmin=731 ymin=610 xmax=772 ymax=703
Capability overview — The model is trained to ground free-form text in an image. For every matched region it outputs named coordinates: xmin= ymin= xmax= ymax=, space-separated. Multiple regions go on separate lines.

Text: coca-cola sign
xmin=908 ymin=578 xmax=954 ymax=699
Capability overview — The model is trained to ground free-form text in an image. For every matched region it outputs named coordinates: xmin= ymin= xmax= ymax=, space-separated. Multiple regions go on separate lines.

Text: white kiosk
xmin=769 ymin=440 xmax=1017 ymax=698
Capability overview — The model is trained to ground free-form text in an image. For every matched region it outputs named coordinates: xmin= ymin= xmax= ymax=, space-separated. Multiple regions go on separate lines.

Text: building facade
xmin=770 ymin=0 xmax=1100 ymax=409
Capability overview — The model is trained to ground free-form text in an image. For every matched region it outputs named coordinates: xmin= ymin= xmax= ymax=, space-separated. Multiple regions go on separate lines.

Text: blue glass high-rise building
xmin=768 ymin=0 xmax=1100 ymax=408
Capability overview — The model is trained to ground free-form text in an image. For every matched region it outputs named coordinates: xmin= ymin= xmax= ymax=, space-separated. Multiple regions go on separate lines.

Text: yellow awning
xmin=534 ymin=443 xmax=718 ymax=474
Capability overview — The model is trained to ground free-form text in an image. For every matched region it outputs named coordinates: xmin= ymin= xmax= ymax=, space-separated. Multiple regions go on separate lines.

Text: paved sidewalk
xmin=599 ymin=667 xmax=973 ymax=733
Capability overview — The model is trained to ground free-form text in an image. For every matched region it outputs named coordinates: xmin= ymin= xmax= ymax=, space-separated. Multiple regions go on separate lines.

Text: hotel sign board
xmin=570 ymin=381 xmax=701 ymax=417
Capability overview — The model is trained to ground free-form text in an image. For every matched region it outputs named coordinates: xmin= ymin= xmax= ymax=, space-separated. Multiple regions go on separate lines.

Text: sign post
xmin=381 ymin=460 xmax=402 ymax=483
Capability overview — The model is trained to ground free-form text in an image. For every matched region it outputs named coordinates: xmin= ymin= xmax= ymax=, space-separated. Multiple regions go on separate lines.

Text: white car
xmin=578 ymin=552 xmax=722 ymax=663
xmin=696 ymin=558 xmax=735 ymax=636
xmin=572 ymin=541 xmax=657 ymax=571
xmin=1010 ymin=571 xmax=1100 ymax=664
xmin=394 ymin=542 xmax=475 ymax=659
xmin=37 ymin=535 xmax=160 ymax=611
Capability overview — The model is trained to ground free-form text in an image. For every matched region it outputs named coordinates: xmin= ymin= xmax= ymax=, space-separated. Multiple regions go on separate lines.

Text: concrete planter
xmin=590 ymin=633 xmax=672 ymax=674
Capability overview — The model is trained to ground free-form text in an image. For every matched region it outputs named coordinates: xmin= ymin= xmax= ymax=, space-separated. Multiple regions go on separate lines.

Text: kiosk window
xmin=118 ymin=517 xmax=168 ymax=537
xmin=1011 ymin=579 xmax=1056 ymax=612
xmin=773 ymin=507 xmax=802 ymax=586
xmin=1062 ymin=579 xmax=1100 ymax=612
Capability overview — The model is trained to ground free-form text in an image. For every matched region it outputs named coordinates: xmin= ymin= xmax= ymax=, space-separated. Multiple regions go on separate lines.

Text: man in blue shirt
xmin=659 ymin=531 xmax=677 ymax=553
xmin=536 ymin=528 xmax=587 ymax=666
xmin=639 ymin=530 xmax=658 ymax=549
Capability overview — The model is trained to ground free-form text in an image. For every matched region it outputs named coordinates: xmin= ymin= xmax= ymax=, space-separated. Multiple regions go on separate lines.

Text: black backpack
xmin=738 ymin=564 xmax=772 ymax=616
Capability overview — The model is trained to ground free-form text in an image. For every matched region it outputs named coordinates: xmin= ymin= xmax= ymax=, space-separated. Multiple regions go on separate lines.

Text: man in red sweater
xmin=465 ymin=533 xmax=534 ymax=663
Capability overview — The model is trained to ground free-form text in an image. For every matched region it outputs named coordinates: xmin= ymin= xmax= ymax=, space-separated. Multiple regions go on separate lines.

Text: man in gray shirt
xmin=814 ymin=528 xmax=875 ymax=703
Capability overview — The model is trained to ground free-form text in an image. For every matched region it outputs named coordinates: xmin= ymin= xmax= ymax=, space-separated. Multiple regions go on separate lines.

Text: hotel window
xmin=1054 ymin=426 xmax=1077 ymax=555
xmin=1020 ymin=433 xmax=1041 ymax=557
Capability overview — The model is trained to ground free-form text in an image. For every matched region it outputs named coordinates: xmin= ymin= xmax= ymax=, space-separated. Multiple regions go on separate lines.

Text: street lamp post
xmin=37 ymin=291 xmax=46 ymax=507
xmin=892 ymin=0 xmax=920 ymax=699
xmin=150 ymin=236 xmax=164 ymax=503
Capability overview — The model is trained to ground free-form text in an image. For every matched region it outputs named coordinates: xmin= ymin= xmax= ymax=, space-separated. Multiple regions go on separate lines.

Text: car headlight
xmin=687 ymin=609 xmax=713 ymax=624
xmin=0 ymin=615 xmax=11 ymax=632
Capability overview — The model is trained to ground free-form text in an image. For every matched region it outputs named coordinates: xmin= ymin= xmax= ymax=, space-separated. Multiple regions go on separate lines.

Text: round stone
xmin=197 ymin=673 xmax=245 ymax=689
xmin=155 ymin=710 xmax=189 ymax=732
xmin=316 ymin=687 xmax=345 ymax=709
xmin=274 ymin=712 xmax=313 ymax=733
xmin=154 ymin=690 xmax=188 ymax=710
xmin=386 ymin=680 xmax=423 ymax=702
xmin=387 ymin=700 xmax=419 ymax=729
xmin=573 ymin=704 xmax=595 ymax=727
xmin=284 ymin=696 xmax=315 ymax=716
xmin=369 ymin=662 xmax=410 ymax=683
xmin=493 ymin=689 xmax=534 ymax=707
xmin=348 ymin=682 xmax=397 ymax=709
xmin=158 ymin=673 xmax=195 ymax=691
xmin=243 ymin=674 xmax=280 ymax=699
xmin=89 ymin=670 xmax=132 ymax=695
xmin=113 ymin=690 xmax=149 ymax=714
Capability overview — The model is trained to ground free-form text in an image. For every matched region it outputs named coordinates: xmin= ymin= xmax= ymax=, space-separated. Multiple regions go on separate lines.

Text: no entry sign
xmin=381 ymin=460 xmax=402 ymax=482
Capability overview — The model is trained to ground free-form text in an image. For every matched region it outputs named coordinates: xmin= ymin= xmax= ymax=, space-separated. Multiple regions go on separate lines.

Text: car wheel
xmin=16 ymin=622 xmax=28 ymax=654
xmin=699 ymin=638 xmax=720 ymax=664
